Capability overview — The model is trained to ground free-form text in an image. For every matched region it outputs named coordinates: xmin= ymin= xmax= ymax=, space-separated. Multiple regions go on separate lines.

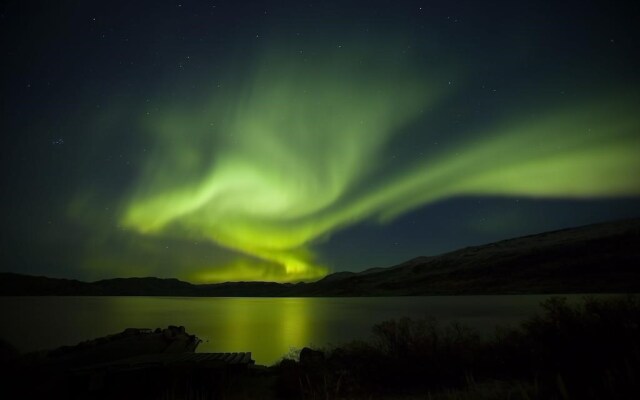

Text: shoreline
xmin=2 ymin=295 xmax=639 ymax=399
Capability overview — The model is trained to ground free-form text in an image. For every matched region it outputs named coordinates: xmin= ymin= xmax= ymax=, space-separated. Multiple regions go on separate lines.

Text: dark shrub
xmin=273 ymin=296 xmax=640 ymax=399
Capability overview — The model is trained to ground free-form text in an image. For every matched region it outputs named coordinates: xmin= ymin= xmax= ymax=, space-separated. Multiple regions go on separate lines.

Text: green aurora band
xmin=120 ymin=48 xmax=640 ymax=283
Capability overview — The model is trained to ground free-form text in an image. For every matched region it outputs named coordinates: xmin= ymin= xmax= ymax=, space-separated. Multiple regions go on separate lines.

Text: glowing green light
xmin=119 ymin=46 xmax=640 ymax=283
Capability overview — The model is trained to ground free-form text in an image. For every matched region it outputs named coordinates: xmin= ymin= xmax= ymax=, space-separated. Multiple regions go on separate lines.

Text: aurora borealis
xmin=2 ymin=1 xmax=639 ymax=283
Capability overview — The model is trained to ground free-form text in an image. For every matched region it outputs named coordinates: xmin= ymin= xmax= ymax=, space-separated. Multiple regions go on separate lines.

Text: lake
xmin=0 ymin=294 xmax=602 ymax=365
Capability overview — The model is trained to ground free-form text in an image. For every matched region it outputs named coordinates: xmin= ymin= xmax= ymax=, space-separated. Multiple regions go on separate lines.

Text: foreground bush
xmin=274 ymin=295 xmax=640 ymax=399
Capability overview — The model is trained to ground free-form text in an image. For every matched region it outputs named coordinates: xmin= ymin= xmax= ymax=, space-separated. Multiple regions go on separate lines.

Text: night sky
xmin=1 ymin=1 xmax=639 ymax=283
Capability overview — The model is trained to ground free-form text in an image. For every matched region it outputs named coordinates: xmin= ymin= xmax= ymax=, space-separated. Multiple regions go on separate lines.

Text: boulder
xmin=299 ymin=347 xmax=325 ymax=367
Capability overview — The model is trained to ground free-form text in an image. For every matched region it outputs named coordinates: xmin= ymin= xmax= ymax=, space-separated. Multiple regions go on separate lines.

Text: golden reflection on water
xmin=199 ymin=297 xmax=321 ymax=364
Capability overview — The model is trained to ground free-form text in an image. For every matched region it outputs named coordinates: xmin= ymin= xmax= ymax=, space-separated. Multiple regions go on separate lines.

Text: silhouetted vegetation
xmin=274 ymin=295 xmax=640 ymax=399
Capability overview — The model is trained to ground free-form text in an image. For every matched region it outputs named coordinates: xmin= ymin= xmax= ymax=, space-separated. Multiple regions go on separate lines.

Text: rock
xmin=40 ymin=326 xmax=201 ymax=367
xmin=123 ymin=328 xmax=151 ymax=335
xmin=299 ymin=347 xmax=325 ymax=367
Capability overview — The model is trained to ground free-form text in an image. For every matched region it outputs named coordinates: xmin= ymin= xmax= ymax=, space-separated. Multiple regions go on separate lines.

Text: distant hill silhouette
xmin=1 ymin=218 xmax=639 ymax=296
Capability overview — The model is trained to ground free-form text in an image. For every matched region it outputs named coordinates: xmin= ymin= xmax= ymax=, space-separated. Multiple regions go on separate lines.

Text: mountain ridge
xmin=1 ymin=217 xmax=639 ymax=296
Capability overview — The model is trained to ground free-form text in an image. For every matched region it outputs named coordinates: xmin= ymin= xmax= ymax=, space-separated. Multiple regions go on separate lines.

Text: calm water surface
xmin=0 ymin=295 xmax=603 ymax=365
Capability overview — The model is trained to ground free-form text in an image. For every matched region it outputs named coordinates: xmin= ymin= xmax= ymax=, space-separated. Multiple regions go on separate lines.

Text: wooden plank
xmin=192 ymin=353 xmax=207 ymax=362
xmin=227 ymin=353 xmax=241 ymax=364
xmin=239 ymin=352 xmax=253 ymax=364
xmin=73 ymin=351 xmax=255 ymax=373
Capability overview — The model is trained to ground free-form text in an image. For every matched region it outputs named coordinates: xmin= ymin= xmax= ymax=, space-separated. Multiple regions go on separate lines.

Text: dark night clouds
xmin=1 ymin=1 xmax=639 ymax=282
